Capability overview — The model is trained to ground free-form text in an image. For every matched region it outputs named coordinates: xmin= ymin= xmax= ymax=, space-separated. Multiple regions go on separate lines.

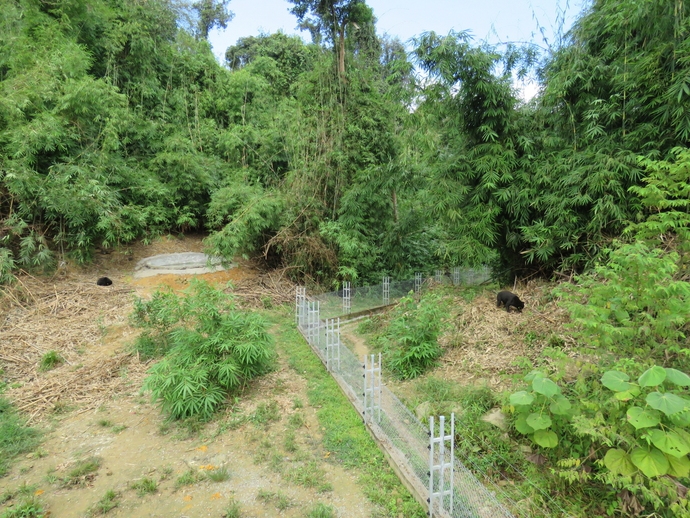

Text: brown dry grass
xmin=426 ymin=281 xmax=583 ymax=391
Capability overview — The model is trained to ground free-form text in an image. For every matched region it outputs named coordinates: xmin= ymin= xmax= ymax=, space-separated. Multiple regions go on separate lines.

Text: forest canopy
xmin=1 ymin=0 xmax=689 ymax=284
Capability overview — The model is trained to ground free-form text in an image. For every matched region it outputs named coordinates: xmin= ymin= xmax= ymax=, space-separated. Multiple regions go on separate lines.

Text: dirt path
xmin=0 ymin=236 xmax=376 ymax=517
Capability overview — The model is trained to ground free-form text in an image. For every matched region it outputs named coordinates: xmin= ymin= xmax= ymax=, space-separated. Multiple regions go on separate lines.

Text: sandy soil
xmin=0 ymin=235 xmax=375 ymax=518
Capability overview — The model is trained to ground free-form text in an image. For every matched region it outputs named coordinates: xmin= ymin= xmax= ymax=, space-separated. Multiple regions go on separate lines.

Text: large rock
xmin=133 ymin=253 xmax=232 ymax=278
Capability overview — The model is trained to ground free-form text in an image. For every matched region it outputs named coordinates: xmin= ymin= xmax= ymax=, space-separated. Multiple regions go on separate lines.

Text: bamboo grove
xmin=1 ymin=0 xmax=689 ymax=285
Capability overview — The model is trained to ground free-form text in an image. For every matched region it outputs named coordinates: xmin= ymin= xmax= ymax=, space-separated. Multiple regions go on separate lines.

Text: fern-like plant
xmin=134 ymin=280 xmax=274 ymax=419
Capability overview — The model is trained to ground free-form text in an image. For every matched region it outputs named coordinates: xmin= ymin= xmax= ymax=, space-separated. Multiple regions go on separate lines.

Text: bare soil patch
xmin=0 ymin=235 xmax=375 ymax=517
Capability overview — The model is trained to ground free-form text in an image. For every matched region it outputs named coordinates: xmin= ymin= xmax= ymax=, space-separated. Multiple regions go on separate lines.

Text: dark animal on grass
xmin=96 ymin=277 xmax=113 ymax=286
xmin=496 ymin=291 xmax=524 ymax=312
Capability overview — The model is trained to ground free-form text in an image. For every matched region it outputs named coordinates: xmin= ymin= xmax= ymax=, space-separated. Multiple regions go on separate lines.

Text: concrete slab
xmin=133 ymin=253 xmax=234 ymax=278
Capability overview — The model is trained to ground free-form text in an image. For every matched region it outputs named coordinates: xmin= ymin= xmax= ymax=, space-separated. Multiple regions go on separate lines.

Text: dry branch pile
xmin=0 ymin=273 xmax=148 ymax=421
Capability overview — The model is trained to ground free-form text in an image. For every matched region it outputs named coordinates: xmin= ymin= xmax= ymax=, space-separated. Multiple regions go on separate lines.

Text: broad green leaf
xmin=669 ymin=410 xmax=690 ymax=427
xmin=626 ymin=407 xmax=660 ymax=429
xmin=532 ymin=377 xmax=560 ymax=397
xmin=665 ymin=368 xmax=690 ymax=387
xmin=638 ymin=366 xmax=667 ymax=387
xmin=510 ymin=391 xmax=534 ymax=406
xmin=603 ymin=448 xmax=637 ymax=476
xmin=526 ymin=413 xmax=552 ymax=431
xmin=614 ymin=386 xmax=641 ymax=401
xmin=648 ymin=429 xmax=690 ymax=458
xmin=533 ymin=430 xmax=558 ymax=448
xmin=601 ymin=371 xmax=632 ymax=392
xmin=549 ymin=395 xmax=572 ymax=415
xmin=630 ymin=447 xmax=669 ymax=477
xmin=514 ymin=414 xmax=534 ymax=435
xmin=524 ymin=370 xmax=545 ymax=382
xmin=646 ymin=392 xmax=690 ymax=416
xmin=667 ymin=454 xmax=690 ymax=478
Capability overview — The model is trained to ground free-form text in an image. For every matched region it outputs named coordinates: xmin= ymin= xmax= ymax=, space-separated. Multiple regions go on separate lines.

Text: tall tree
xmin=192 ymin=0 xmax=233 ymax=40
xmin=288 ymin=0 xmax=373 ymax=78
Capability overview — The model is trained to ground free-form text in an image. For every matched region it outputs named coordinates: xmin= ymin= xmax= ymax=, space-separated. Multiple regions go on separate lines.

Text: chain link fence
xmin=296 ymin=269 xmax=514 ymax=518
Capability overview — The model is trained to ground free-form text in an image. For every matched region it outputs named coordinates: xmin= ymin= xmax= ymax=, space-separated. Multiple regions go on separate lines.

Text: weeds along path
xmin=0 ymin=236 xmax=390 ymax=517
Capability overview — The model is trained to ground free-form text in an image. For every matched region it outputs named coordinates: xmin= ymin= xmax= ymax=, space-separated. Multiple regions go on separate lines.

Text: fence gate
xmin=429 ymin=414 xmax=455 ymax=517
xmin=325 ymin=318 xmax=341 ymax=372
xmin=363 ymin=353 xmax=382 ymax=423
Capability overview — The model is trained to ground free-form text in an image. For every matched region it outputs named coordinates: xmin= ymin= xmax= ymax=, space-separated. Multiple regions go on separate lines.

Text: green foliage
xmin=558 ymin=241 xmax=690 ymax=365
xmin=305 ymin=503 xmax=335 ymax=518
xmin=509 ymin=370 xmax=573 ymax=449
xmin=135 ymin=280 xmax=274 ymax=419
xmin=373 ymin=293 xmax=446 ymax=380
xmin=89 ymin=490 xmax=119 ymax=515
xmin=630 ymin=148 xmax=690 ymax=276
xmin=508 ymin=362 xmax=690 ymax=515
xmin=0 ymin=495 xmax=45 ymax=518
xmin=0 ymin=397 xmax=40 ymax=477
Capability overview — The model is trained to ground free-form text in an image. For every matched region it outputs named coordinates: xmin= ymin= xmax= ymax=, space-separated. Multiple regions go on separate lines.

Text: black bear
xmin=96 ymin=277 xmax=113 ymax=286
xmin=496 ymin=291 xmax=524 ymax=312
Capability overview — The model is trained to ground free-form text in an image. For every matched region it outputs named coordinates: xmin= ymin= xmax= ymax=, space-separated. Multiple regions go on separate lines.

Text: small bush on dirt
xmin=38 ymin=351 xmax=64 ymax=372
xmin=0 ymin=495 xmax=45 ymax=518
xmin=62 ymin=457 xmax=101 ymax=487
xmin=175 ymin=469 xmax=203 ymax=489
xmin=88 ymin=489 xmax=119 ymax=515
xmin=373 ymin=292 xmax=447 ymax=380
xmin=0 ymin=397 xmax=40 ymax=477
xmin=206 ymin=466 xmax=230 ymax=482
xmin=224 ymin=498 xmax=242 ymax=518
xmin=130 ymin=477 xmax=157 ymax=496
xmin=306 ymin=503 xmax=335 ymax=518
xmin=135 ymin=280 xmax=274 ymax=419
xmin=257 ymin=489 xmax=293 ymax=510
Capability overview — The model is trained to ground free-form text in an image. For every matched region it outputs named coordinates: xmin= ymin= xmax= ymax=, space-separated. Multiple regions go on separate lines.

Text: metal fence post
xmin=414 ymin=272 xmax=422 ymax=294
xmin=451 ymin=267 xmax=461 ymax=286
xmin=325 ymin=318 xmax=341 ymax=372
xmin=342 ymin=281 xmax=351 ymax=314
xmin=382 ymin=276 xmax=390 ymax=305
xmin=363 ymin=353 xmax=382 ymax=423
xmin=429 ymin=414 xmax=455 ymax=517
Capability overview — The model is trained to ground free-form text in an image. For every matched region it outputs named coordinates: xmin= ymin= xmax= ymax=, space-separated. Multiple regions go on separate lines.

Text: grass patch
xmin=38 ymin=351 xmax=64 ymax=372
xmin=87 ymin=489 xmax=119 ymax=515
xmin=61 ymin=457 xmax=101 ymax=487
xmin=285 ymin=461 xmax=331 ymax=492
xmin=0 ymin=397 xmax=41 ymax=477
xmin=130 ymin=477 xmax=157 ymax=496
xmin=0 ymin=495 xmax=45 ymax=518
xmin=175 ymin=469 xmax=203 ymax=489
xmin=224 ymin=498 xmax=242 ymax=518
xmin=251 ymin=401 xmax=281 ymax=428
xmin=306 ymin=503 xmax=336 ymax=518
xmin=206 ymin=466 xmax=230 ymax=482
xmin=272 ymin=317 xmax=425 ymax=517
xmin=257 ymin=489 xmax=294 ymax=511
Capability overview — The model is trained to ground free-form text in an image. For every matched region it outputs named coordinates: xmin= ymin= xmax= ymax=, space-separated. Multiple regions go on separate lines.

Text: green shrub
xmin=374 ymin=292 xmax=446 ymax=379
xmin=557 ymin=242 xmax=690 ymax=367
xmin=135 ymin=280 xmax=274 ymax=419
xmin=508 ymin=364 xmax=690 ymax=516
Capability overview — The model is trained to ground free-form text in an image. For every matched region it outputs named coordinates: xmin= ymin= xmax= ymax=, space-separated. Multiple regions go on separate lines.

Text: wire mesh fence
xmin=309 ymin=267 xmax=491 ymax=322
xmin=295 ymin=268 xmax=516 ymax=518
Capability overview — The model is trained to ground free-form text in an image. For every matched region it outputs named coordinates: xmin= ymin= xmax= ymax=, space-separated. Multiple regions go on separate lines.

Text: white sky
xmin=208 ymin=0 xmax=587 ymax=98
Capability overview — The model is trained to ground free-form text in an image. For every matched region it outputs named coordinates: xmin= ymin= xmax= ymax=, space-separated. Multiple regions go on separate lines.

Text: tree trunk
xmin=337 ymin=27 xmax=346 ymax=78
